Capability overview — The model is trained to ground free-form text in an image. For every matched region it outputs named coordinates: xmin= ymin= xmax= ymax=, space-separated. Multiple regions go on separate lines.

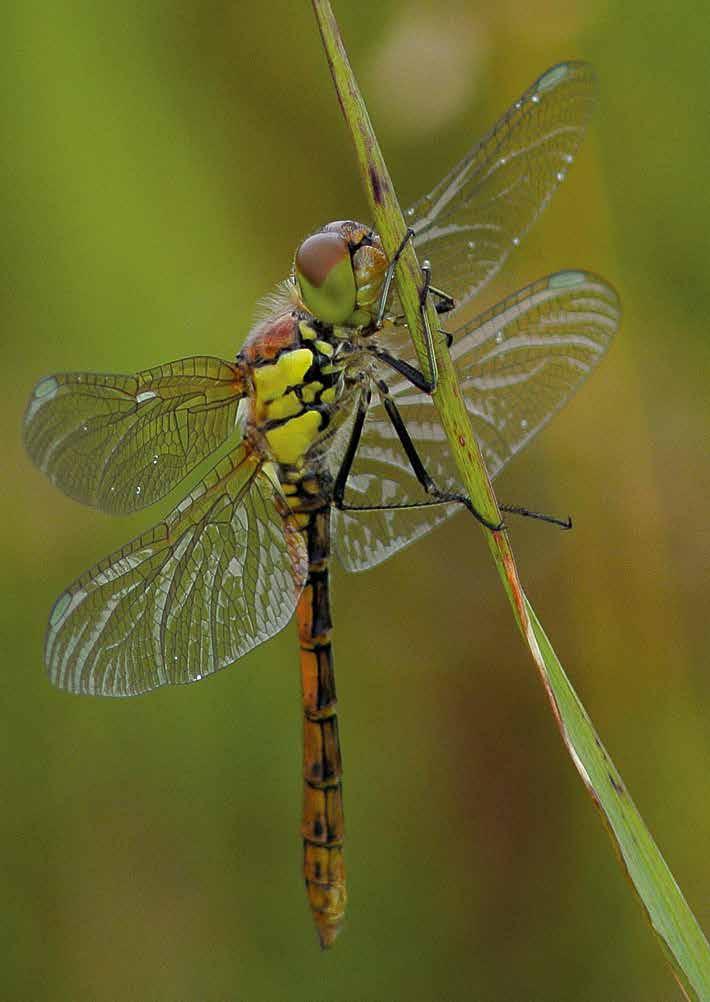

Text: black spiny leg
xmin=368 ymin=347 xmax=433 ymax=393
xmin=414 ymin=257 xmax=439 ymax=392
xmin=429 ymin=284 xmax=455 ymax=316
xmin=499 ymin=504 xmax=572 ymax=530
xmin=375 ymin=228 xmax=415 ymax=328
xmin=333 ymin=386 xmax=371 ymax=509
xmin=378 ymin=381 xmax=504 ymax=532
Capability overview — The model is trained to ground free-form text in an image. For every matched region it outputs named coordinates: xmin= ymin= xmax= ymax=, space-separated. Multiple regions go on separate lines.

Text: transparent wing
xmin=45 ymin=444 xmax=308 ymax=696
xmin=448 ymin=270 xmax=620 ymax=474
xmin=24 ymin=356 xmax=245 ymax=515
xmin=332 ymin=471 xmax=457 ymax=572
xmin=408 ymin=62 xmax=596 ymax=313
xmin=335 ymin=271 xmax=620 ymax=572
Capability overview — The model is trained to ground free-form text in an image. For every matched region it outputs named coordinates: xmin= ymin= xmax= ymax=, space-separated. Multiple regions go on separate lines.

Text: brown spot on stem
xmin=608 ymin=772 xmax=625 ymax=796
xmin=369 ymin=166 xmax=384 ymax=205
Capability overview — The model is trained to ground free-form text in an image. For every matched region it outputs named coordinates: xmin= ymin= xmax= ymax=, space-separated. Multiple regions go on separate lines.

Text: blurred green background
xmin=3 ymin=1 xmax=709 ymax=998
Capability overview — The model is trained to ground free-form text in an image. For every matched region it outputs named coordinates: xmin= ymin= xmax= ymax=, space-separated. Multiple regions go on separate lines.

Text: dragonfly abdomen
xmin=291 ymin=494 xmax=346 ymax=949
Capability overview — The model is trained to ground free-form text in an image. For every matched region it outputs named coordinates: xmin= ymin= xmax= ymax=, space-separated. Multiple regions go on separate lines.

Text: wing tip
xmin=533 ymin=60 xmax=597 ymax=93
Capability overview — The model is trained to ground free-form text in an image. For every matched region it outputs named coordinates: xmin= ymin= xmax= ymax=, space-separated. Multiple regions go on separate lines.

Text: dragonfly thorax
xmin=294 ymin=220 xmax=388 ymax=328
xmin=240 ymin=311 xmax=350 ymax=471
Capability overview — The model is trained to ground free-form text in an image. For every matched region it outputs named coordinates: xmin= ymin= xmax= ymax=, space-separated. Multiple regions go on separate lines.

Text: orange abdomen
xmin=295 ymin=506 xmax=346 ymax=948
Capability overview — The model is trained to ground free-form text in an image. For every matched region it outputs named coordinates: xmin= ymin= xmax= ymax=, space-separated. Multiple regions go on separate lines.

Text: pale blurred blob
xmin=365 ymin=4 xmax=490 ymax=139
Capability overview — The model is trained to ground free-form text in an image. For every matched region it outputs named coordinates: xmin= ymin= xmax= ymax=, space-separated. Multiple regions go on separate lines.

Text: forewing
xmin=335 ymin=271 xmax=619 ymax=571
xmin=449 ymin=270 xmax=620 ymax=474
xmin=24 ymin=356 xmax=245 ymax=514
xmin=46 ymin=445 xmax=308 ymax=695
xmin=408 ymin=62 xmax=596 ymax=312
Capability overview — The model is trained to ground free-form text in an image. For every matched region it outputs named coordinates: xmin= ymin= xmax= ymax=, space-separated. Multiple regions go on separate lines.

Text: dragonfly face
xmin=24 ymin=61 xmax=619 ymax=948
xmin=294 ymin=219 xmax=388 ymax=328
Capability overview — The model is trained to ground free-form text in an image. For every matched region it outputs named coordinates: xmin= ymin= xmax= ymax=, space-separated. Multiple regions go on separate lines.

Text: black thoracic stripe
xmin=300 ymin=355 xmax=343 ymax=390
xmin=262 ymin=403 xmax=332 ymax=435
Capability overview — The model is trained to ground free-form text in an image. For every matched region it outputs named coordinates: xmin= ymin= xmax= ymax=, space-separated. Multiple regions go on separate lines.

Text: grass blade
xmin=312 ymin=1 xmax=710 ymax=995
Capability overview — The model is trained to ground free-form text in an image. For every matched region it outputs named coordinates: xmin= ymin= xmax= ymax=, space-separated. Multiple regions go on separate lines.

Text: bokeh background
xmin=3 ymin=1 xmax=709 ymax=999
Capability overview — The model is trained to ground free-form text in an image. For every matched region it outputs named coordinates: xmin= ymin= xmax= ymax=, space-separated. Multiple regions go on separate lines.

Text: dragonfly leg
xmin=416 ymin=262 xmax=458 ymax=380
xmin=368 ymin=329 xmax=451 ymax=387
xmin=377 ymin=380 xmax=504 ymax=532
xmin=499 ymin=504 xmax=573 ymax=530
xmin=368 ymin=346 xmax=433 ymax=393
xmin=419 ymin=262 xmax=456 ymax=316
xmin=370 ymin=295 xmax=454 ymax=395
xmin=429 ymin=284 xmax=456 ymax=316
xmin=383 ymin=317 xmax=453 ymax=343
xmin=332 ymin=386 xmax=371 ymax=509
xmin=336 ymin=496 xmax=461 ymax=514
xmin=375 ymin=228 xmax=415 ymax=328
xmin=418 ymin=259 xmax=439 ymax=393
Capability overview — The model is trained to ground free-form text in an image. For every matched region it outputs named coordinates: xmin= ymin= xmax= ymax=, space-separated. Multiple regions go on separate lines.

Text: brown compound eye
xmin=294 ymin=232 xmax=357 ymax=324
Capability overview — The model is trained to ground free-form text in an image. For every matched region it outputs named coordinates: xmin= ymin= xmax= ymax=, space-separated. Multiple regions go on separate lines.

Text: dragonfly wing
xmin=408 ymin=62 xmax=596 ymax=312
xmin=334 ymin=271 xmax=620 ymax=571
xmin=448 ymin=270 xmax=620 ymax=475
xmin=24 ymin=356 xmax=246 ymax=514
xmin=332 ymin=478 xmax=457 ymax=572
xmin=46 ymin=444 xmax=308 ymax=695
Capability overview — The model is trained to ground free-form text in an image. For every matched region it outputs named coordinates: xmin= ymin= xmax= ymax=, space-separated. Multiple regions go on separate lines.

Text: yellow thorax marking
xmin=253 ymin=348 xmax=313 ymax=403
xmin=301 ymin=381 xmax=323 ymax=403
xmin=266 ymin=390 xmax=302 ymax=421
xmin=266 ymin=411 xmax=322 ymax=465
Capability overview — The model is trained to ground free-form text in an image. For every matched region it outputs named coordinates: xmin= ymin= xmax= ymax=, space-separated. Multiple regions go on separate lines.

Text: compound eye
xmin=294 ymin=232 xmax=357 ymax=324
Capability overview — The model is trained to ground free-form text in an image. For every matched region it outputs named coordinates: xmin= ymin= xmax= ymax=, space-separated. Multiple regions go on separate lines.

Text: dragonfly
xmin=24 ymin=62 xmax=619 ymax=948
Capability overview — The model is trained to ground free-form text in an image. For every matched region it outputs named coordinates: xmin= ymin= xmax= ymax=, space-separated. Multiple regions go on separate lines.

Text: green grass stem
xmin=312 ymin=2 xmax=710 ymax=995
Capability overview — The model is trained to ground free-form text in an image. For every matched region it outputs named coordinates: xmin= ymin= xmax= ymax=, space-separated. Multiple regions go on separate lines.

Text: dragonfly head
xmin=293 ymin=220 xmax=388 ymax=327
